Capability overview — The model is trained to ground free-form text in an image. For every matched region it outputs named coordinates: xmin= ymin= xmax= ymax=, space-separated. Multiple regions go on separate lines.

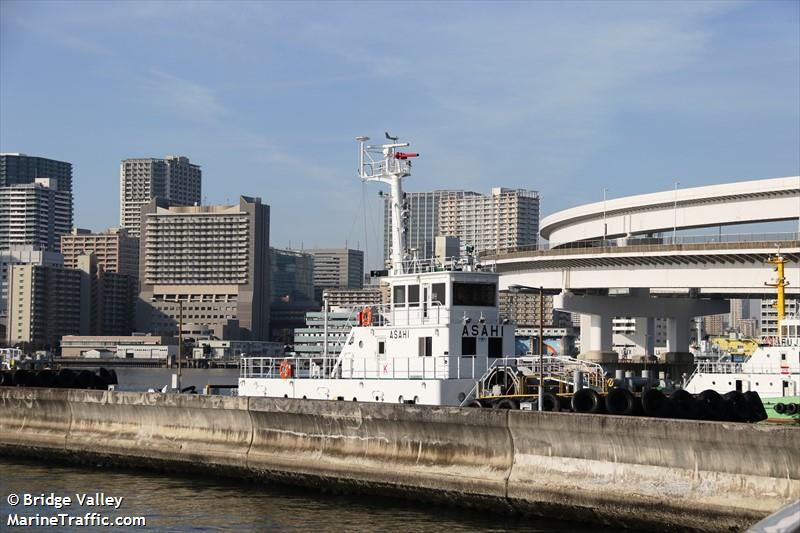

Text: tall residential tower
xmin=119 ymin=155 xmax=201 ymax=237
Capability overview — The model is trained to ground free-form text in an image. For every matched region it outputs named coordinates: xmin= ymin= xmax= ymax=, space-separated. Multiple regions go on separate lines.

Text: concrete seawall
xmin=1 ymin=387 xmax=797 ymax=531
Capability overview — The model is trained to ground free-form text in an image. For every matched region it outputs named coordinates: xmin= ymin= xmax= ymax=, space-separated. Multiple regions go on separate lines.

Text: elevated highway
xmin=491 ymin=176 xmax=800 ymax=361
xmin=541 ymin=176 xmax=799 ymax=246
xmin=493 ymin=236 xmax=800 ymax=298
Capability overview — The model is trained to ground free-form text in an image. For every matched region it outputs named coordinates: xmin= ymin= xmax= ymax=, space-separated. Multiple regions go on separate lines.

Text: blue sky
xmin=1 ymin=1 xmax=798 ymax=268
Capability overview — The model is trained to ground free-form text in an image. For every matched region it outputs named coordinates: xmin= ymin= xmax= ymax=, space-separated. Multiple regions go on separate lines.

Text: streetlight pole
xmin=602 ymin=188 xmax=608 ymax=242
xmin=538 ymin=286 xmax=545 ymax=411
xmin=177 ymin=299 xmax=183 ymax=392
xmin=672 ymin=181 xmax=679 ymax=245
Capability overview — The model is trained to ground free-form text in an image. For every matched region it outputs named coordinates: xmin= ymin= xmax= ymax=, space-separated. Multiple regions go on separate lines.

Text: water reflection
xmin=1 ymin=457 xmax=613 ymax=532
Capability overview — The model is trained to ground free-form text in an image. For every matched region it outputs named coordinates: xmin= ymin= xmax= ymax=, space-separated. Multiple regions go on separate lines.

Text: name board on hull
xmin=462 ymin=325 xmax=504 ymax=337
xmin=389 ymin=330 xmax=410 ymax=339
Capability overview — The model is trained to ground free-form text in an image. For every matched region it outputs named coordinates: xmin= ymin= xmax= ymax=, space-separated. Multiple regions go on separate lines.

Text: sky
xmin=1 ymin=0 xmax=798 ymax=269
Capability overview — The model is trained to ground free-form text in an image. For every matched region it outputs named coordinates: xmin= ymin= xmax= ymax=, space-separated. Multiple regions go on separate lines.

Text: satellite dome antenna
xmin=356 ymin=133 xmax=419 ymax=275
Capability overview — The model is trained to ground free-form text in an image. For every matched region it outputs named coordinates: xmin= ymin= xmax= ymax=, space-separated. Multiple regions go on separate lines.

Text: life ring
xmin=361 ymin=306 xmax=373 ymax=327
xmin=279 ymin=360 xmax=293 ymax=379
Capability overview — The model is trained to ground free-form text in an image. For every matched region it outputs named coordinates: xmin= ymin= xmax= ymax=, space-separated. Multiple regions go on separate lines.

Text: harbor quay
xmin=1 ymin=386 xmax=797 ymax=532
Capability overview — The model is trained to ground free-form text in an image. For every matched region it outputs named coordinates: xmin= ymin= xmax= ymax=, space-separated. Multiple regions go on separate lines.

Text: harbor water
xmin=1 ymin=456 xmax=615 ymax=532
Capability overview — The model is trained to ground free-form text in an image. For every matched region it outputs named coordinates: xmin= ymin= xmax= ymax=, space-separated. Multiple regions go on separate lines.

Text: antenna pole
xmin=356 ymin=135 xmax=417 ymax=275
xmin=765 ymin=253 xmax=788 ymax=324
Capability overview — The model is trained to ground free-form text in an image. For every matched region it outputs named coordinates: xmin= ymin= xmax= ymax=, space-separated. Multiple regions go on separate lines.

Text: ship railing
xmin=394 ymin=256 xmax=496 ymax=274
xmin=694 ymin=361 xmax=796 ymax=374
xmin=241 ymin=355 xmax=487 ymax=380
xmin=352 ymin=302 xmax=450 ymax=327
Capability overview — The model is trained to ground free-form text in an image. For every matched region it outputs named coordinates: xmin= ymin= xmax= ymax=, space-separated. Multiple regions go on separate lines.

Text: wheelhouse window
xmin=419 ymin=336 xmax=432 ymax=357
xmin=431 ymin=283 xmax=446 ymax=306
xmin=488 ymin=337 xmax=503 ymax=358
xmin=453 ymin=282 xmax=496 ymax=306
xmin=393 ymin=285 xmax=405 ymax=306
xmin=408 ymin=284 xmax=420 ymax=307
xmin=462 ymin=337 xmax=476 ymax=356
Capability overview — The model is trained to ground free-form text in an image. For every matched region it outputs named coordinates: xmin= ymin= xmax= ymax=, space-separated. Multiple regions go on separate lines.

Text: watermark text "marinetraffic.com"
xmin=6 ymin=492 xmax=146 ymax=528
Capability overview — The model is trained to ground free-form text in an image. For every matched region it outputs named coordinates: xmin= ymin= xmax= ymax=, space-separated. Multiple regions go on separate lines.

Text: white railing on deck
xmin=354 ymin=302 xmax=450 ymax=327
xmin=241 ymin=355 xmax=484 ymax=381
xmin=694 ymin=361 xmax=796 ymax=375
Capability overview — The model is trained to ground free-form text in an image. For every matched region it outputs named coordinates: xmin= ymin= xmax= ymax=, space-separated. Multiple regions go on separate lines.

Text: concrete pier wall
xmin=1 ymin=387 xmax=797 ymax=532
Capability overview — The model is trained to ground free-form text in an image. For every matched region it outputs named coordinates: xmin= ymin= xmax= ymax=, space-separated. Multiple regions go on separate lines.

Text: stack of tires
xmin=774 ymin=402 xmax=800 ymax=417
xmin=0 ymin=368 xmax=118 ymax=390
xmin=568 ymin=387 xmax=768 ymax=423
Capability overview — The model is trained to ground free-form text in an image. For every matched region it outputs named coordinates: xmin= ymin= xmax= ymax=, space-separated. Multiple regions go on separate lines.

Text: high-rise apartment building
xmin=1 ymin=153 xmax=73 ymax=193
xmin=760 ymin=297 xmax=798 ymax=336
xmin=119 ymin=155 xmax=201 ymax=237
xmin=61 ymin=227 xmax=139 ymax=280
xmin=439 ymin=187 xmax=540 ymax=255
xmin=6 ymin=264 xmax=82 ymax=349
xmin=0 ymin=246 xmax=63 ymax=335
xmin=308 ymin=248 xmax=364 ymax=303
xmin=498 ymin=291 xmax=570 ymax=328
xmin=703 ymin=314 xmax=726 ymax=336
xmin=383 ymin=190 xmax=478 ymax=263
xmin=136 ymin=196 xmax=270 ymax=340
xmin=75 ymin=252 xmax=136 ymax=337
xmin=0 ymin=178 xmax=72 ymax=252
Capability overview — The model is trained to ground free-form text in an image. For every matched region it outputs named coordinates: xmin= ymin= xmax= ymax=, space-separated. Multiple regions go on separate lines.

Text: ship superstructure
xmin=238 ymin=135 xmax=514 ymax=405
xmin=686 ymin=253 xmax=799 ymax=420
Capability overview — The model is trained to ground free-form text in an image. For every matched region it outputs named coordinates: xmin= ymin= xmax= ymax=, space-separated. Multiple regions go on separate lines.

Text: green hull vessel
xmin=762 ymin=395 xmax=800 ymax=423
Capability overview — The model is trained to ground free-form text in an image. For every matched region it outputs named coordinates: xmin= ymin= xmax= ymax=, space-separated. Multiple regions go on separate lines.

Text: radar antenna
xmin=356 ymin=134 xmax=419 ymax=275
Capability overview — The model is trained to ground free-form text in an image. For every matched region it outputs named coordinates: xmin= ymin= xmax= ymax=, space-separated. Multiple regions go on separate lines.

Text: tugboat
xmin=238 ymin=134 xmax=515 ymax=405
xmin=685 ymin=253 xmax=799 ymax=423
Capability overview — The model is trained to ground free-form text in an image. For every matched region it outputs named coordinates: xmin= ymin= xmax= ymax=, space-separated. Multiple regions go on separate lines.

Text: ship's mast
xmin=356 ymin=134 xmax=418 ymax=275
xmin=765 ymin=252 xmax=789 ymax=324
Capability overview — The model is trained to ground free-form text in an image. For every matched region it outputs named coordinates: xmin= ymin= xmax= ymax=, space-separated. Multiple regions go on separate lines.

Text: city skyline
xmin=1 ymin=1 xmax=798 ymax=271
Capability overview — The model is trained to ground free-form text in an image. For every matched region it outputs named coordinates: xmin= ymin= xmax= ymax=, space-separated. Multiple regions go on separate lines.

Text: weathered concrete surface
xmin=506 ymin=410 xmax=799 ymax=531
xmin=0 ymin=387 xmax=71 ymax=451
xmin=247 ymin=398 xmax=512 ymax=504
xmin=66 ymin=390 xmax=252 ymax=470
xmin=1 ymin=387 xmax=798 ymax=532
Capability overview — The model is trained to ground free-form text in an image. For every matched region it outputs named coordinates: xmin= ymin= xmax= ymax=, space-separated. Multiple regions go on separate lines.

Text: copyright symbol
xmin=7 ymin=493 xmax=19 ymax=506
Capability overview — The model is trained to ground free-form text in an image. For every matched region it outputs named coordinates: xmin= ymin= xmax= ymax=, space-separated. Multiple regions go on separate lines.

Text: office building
xmin=439 ymin=187 xmax=540 ymax=254
xmin=1 ymin=246 xmax=63 ymax=335
xmin=293 ymin=310 xmax=355 ymax=357
xmin=61 ymin=227 xmax=139 ymax=280
xmin=0 ymin=178 xmax=72 ymax=252
xmin=308 ymin=248 xmax=364 ymax=303
xmin=1 ymin=153 xmax=73 ymax=193
xmin=6 ymin=264 xmax=82 ymax=349
xmin=383 ymin=190 xmax=478 ymax=263
xmin=271 ymin=248 xmax=314 ymax=303
xmin=119 ymin=155 xmax=201 ymax=237
xmin=136 ymin=196 xmax=270 ymax=340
